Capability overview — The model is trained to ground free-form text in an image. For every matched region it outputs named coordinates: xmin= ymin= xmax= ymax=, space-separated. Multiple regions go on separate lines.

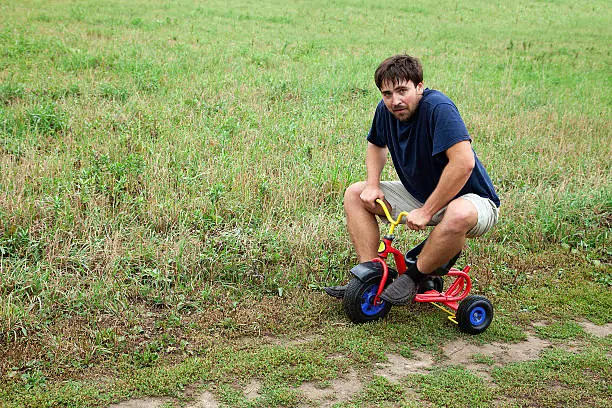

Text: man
xmin=325 ymin=54 xmax=500 ymax=305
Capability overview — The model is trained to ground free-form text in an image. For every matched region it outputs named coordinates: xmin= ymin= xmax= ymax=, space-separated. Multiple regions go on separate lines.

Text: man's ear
xmin=416 ymin=82 xmax=424 ymax=95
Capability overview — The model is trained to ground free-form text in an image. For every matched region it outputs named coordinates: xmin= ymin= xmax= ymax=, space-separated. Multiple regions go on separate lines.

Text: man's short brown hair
xmin=375 ymin=55 xmax=423 ymax=90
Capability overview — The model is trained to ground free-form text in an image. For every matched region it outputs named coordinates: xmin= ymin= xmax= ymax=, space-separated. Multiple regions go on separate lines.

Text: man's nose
xmin=392 ymin=93 xmax=402 ymax=105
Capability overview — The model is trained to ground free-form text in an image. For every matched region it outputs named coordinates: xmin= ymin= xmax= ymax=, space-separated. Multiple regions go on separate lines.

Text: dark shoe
xmin=324 ymin=285 xmax=346 ymax=299
xmin=417 ymin=276 xmax=443 ymax=293
xmin=380 ymin=274 xmax=417 ymax=305
xmin=417 ymin=277 xmax=436 ymax=293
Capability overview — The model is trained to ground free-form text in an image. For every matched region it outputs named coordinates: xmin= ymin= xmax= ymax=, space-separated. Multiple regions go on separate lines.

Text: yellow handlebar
xmin=375 ymin=198 xmax=410 ymax=235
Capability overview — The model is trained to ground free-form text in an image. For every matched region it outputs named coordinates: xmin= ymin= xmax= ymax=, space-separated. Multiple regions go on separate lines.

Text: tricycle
xmin=342 ymin=199 xmax=493 ymax=334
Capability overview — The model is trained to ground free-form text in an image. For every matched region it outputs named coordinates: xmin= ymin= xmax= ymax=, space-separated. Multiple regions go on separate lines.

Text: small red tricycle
xmin=342 ymin=199 xmax=493 ymax=334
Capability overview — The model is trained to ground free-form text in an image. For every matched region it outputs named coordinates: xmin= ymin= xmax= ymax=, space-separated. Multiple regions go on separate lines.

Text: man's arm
xmin=360 ymin=142 xmax=389 ymax=211
xmin=406 ymin=140 xmax=475 ymax=230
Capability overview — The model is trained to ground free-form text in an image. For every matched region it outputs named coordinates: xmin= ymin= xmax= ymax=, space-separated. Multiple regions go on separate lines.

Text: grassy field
xmin=1 ymin=0 xmax=610 ymax=406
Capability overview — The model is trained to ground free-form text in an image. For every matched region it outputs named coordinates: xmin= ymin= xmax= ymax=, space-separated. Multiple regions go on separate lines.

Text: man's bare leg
xmin=324 ymin=182 xmax=385 ymax=298
xmin=416 ymin=198 xmax=478 ymax=274
xmin=343 ymin=182 xmax=383 ymax=262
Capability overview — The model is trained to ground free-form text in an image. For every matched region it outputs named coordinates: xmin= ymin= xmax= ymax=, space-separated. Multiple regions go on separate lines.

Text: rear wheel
xmin=456 ymin=295 xmax=493 ymax=334
xmin=343 ymin=277 xmax=391 ymax=323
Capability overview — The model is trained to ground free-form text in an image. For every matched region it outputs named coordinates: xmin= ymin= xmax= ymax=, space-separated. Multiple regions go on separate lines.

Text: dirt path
xmin=109 ymin=321 xmax=611 ymax=408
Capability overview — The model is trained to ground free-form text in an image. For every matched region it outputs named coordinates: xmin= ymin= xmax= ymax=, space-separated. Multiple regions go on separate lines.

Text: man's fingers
xmin=361 ymin=198 xmax=376 ymax=211
xmin=406 ymin=219 xmax=426 ymax=231
xmin=360 ymin=193 xmax=386 ymax=213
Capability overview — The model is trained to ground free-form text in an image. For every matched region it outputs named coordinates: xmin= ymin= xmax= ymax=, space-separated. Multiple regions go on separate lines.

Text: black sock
xmin=404 ymin=263 xmax=428 ymax=283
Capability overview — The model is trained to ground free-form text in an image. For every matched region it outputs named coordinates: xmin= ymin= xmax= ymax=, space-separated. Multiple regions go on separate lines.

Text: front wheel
xmin=456 ymin=295 xmax=493 ymax=334
xmin=343 ymin=277 xmax=391 ymax=323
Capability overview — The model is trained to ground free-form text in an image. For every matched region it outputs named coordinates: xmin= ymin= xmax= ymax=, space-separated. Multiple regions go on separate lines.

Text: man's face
xmin=380 ymin=80 xmax=424 ymax=121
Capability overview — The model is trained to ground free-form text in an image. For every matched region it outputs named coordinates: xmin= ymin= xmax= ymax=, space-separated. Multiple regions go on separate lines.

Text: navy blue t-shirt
xmin=367 ymin=89 xmax=500 ymax=207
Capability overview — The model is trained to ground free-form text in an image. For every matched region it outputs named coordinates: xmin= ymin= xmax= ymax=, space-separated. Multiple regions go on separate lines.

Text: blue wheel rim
xmin=361 ymin=284 xmax=385 ymax=316
xmin=469 ymin=306 xmax=487 ymax=326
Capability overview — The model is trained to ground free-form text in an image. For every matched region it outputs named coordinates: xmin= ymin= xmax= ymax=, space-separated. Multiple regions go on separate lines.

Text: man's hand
xmin=360 ymin=184 xmax=384 ymax=209
xmin=405 ymin=207 xmax=432 ymax=231
xmin=360 ymin=184 xmax=386 ymax=212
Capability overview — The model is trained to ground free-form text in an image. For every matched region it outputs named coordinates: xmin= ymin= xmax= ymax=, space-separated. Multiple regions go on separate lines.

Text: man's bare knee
xmin=440 ymin=199 xmax=478 ymax=234
xmin=344 ymin=182 xmax=365 ymax=209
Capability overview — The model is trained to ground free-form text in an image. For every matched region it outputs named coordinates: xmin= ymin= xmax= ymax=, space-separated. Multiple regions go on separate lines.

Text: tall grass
xmin=0 ymin=0 xmax=610 ymax=393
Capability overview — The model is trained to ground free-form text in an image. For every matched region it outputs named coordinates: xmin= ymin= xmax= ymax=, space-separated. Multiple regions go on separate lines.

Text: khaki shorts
xmin=379 ymin=181 xmax=499 ymax=238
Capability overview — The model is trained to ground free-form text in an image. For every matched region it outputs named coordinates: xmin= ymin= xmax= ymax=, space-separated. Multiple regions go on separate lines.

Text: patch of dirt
xmin=445 ymin=335 xmax=552 ymax=366
xmin=109 ymin=398 xmax=168 ymax=408
xmin=442 ymin=335 xmax=552 ymax=380
xmin=374 ymin=351 xmax=434 ymax=381
xmin=299 ymin=369 xmax=362 ymax=407
xmin=578 ymin=320 xmax=612 ymax=338
xmin=244 ymin=378 xmax=262 ymax=400
xmin=185 ymin=391 xmax=219 ymax=408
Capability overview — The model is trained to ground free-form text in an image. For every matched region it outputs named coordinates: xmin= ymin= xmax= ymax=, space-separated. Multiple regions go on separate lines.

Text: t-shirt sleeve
xmin=431 ymin=103 xmax=471 ymax=156
xmin=366 ymin=102 xmax=387 ymax=147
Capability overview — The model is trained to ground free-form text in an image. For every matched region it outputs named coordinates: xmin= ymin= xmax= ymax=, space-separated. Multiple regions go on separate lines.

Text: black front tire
xmin=456 ymin=295 xmax=493 ymax=334
xmin=343 ymin=277 xmax=392 ymax=323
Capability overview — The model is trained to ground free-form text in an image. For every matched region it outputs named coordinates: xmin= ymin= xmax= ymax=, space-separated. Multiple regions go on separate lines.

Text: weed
xmin=97 ymin=83 xmax=130 ymax=102
xmin=360 ymin=375 xmax=405 ymax=401
xmin=26 ymin=102 xmax=68 ymax=135
xmin=0 ymin=226 xmax=38 ymax=260
xmin=21 ymin=370 xmax=47 ymax=390
xmin=472 ymin=353 xmax=496 ymax=366
xmin=0 ymin=82 xmax=25 ymax=104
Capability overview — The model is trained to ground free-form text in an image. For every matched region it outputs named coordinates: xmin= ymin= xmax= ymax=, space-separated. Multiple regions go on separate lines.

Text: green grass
xmin=491 ymin=343 xmax=612 ymax=407
xmin=405 ymin=366 xmax=494 ymax=407
xmin=1 ymin=0 xmax=611 ymax=406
